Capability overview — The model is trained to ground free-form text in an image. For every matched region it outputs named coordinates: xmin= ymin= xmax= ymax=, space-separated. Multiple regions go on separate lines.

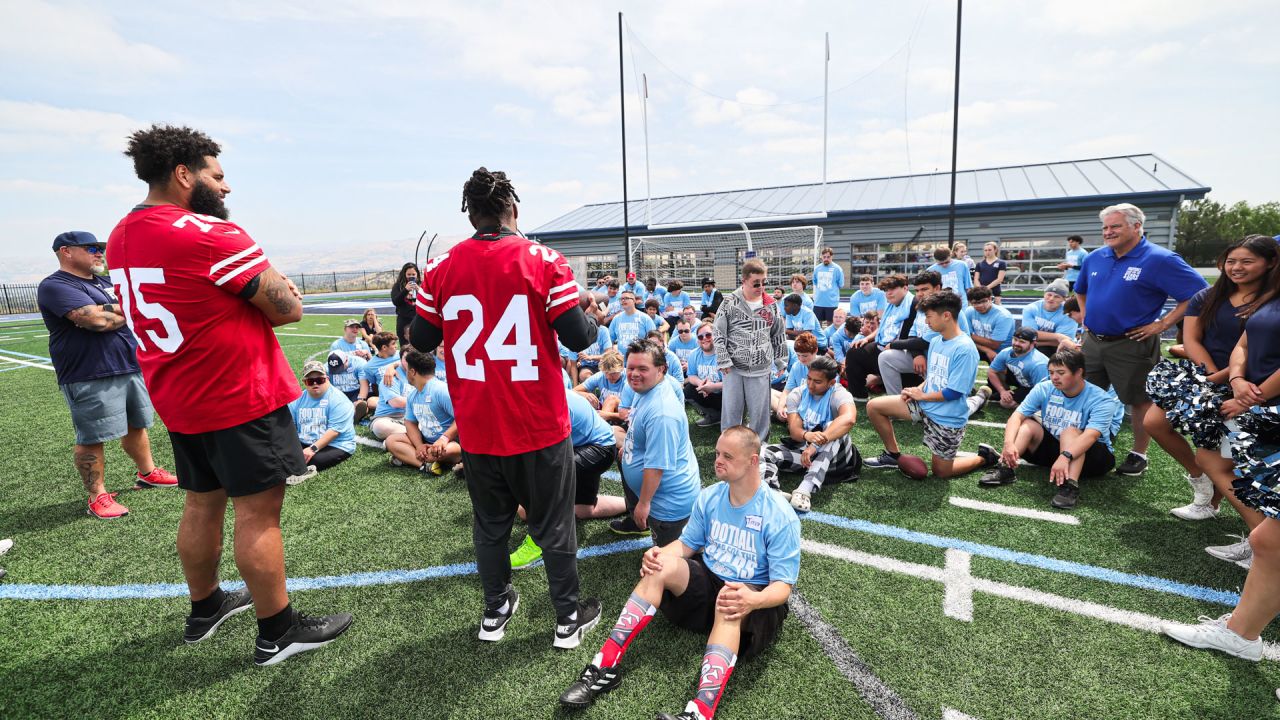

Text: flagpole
xmin=643 ymin=73 xmax=652 ymax=228
xmin=822 ymin=32 xmax=830 ymax=214
xmin=618 ymin=12 xmax=631 ymax=273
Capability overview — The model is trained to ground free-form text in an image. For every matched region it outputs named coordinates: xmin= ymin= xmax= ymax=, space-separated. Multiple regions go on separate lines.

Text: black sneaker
xmin=184 ymin=587 xmax=254 ymax=643
xmin=609 ymin=517 xmax=651 ymax=536
xmin=1116 ymin=451 xmax=1148 ymax=476
xmin=863 ymin=451 xmax=900 ymax=469
xmin=976 ymin=443 xmax=1000 ymax=468
xmin=553 ymin=598 xmax=602 ymax=649
xmin=478 ymin=585 xmax=520 ymax=642
xmin=694 ymin=413 xmax=720 ymax=428
xmin=977 ymin=464 xmax=1016 ymax=487
xmin=1051 ymin=482 xmax=1081 ymax=510
xmin=253 ymin=609 xmax=353 ymax=666
xmin=559 ymin=663 xmax=622 ymax=709
xmin=656 ymin=712 xmax=698 ymax=720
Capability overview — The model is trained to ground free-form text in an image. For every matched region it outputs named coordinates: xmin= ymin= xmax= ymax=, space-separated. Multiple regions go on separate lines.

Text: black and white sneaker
xmin=978 ymin=464 xmax=1016 ymax=487
xmin=656 ymin=712 xmax=699 ymax=720
xmin=863 ymin=451 xmax=900 ymax=469
xmin=976 ymin=443 xmax=1000 ymax=468
xmin=253 ymin=609 xmax=353 ymax=666
xmin=184 ymin=587 xmax=254 ymax=644
xmin=558 ymin=663 xmax=622 ymax=708
xmin=1116 ymin=451 xmax=1148 ymax=476
xmin=478 ymin=585 xmax=520 ymax=642
xmin=1051 ymin=482 xmax=1081 ymax=510
xmin=553 ymin=598 xmax=602 ymax=649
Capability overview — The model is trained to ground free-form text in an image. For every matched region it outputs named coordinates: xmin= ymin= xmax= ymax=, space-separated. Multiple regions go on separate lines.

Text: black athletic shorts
xmin=660 ymin=555 xmax=788 ymax=661
xmin=574 ymin=443 xmax=614 ymax=506
xmin=1024 ymin=426 xmax=1115 ymax=479
xmin=169 ymin=405 xmax=306 ymax=497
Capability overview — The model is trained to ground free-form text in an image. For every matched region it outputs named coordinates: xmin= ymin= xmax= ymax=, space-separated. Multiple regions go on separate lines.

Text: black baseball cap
xmin=52 ymin=231 xmax=104 ymax=251
xmin=1014 ymin=326 xmax=1038 ymax=342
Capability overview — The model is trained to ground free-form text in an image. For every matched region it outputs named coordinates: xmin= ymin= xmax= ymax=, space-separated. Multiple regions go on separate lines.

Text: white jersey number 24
xmin=443 ymin=295 xmax=539 ymax=382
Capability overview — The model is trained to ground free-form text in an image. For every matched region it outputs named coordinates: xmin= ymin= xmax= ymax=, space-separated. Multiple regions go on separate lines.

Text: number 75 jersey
xmin=417 ymin=232 xmax=579 ymax=456
xmin=105 ymin=205 xmax=298 ymax=434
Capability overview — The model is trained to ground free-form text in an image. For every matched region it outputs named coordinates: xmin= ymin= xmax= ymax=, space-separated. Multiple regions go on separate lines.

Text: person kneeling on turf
xmin=559 ymin=425 xmax=801 ymax=720
xmin=760 ymin=356 xmax=859 ymax=512
xmin=384 ymin=350 xmax=461 ymax=476
xmin=978 ymin=348 xmax=1122 ymax=509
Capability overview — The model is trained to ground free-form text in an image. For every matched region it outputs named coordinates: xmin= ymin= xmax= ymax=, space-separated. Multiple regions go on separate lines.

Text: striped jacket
xmin=712 ymin=288 xmax=788 ymax=376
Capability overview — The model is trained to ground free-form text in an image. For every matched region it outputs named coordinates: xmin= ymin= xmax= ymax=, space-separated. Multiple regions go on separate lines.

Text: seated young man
xmin=1020 ymin=280 xmax=1080 ymax=356
xmin=978 ymin=348 xmax=1122 ymax=510
xmin=863 ymin=291 xmax=999 ymax=479
xmin=559 ymin=426 xmax=801 ymax=720
xmin=826 ymin=312 xmax=862 ymax=374
xmin=844 ymin=274 xmax=914 ymax=399
xmin=287 ymin=360 xmax=356 ymax=480
xmin=601 ymin=279 xmax=623 ymax=326
xmin=848 ymin=274 xmax=888 ymax=316
xmin=644 ymin=298 xmax=672 ymax=340
xmin=326 ymin=350 xmax=374 ymax=422
xmin=662 ymin=279 xmax=693 ymax=330
xmin=647 ymin=329 xmax=686 ymax=385
xmin=509 ymin=388 xmax=628 ymax=568
xmin=761 ymin=356 xmax=858 ymax=512
xmin=783 ymin=293 xmax=824 ymax=351
xmin=772 ymin=332 xmax=819 ymax=421
xmin=576 ymin=349 xmax=626 ymax=414
xmin=961 ymin=285 xmax=1015 ymax=362
xmin=668 ymin=320 xmax=700 ymax=375
xmin=685 ymin=322 xmax=724 ymax=428
xmin=574 ymin=320 xmax=615 ymax=382
xmin=987 ymin=327 xmax=1051 ymax=409
xmin=367 ymin=346 xmax=410 ymax=441
xmin=383 ymin=350 xmax=461 ymax=475
xmin=330 ymin=319 xmax=373 ymax=360
xmin=876 ymin=270 xmax=941 ymax=396
xmin=356 ymin=331 xmax=400 ymax=420
xmin=611 ymin=291 xmax=657 ymax=358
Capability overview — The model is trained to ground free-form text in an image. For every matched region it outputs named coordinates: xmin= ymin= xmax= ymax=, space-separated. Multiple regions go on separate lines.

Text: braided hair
xmin=461 ymin=167 xmax=520 ymax=221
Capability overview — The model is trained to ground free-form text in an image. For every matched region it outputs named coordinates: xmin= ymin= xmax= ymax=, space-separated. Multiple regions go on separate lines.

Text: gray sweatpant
xmin=878 ymin=349 xmax=919 ymax=395
xmin=721 ymin=370 xmax=772 ymax=442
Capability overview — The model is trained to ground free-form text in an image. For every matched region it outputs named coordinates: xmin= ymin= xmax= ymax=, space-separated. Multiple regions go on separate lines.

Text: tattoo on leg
xmin=74 ymin=451 xmax=101 ymax=494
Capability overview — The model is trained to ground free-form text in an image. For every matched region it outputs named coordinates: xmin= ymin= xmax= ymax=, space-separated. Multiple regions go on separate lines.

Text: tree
xmin=1176 ymin=199 xmax=1280 ymax=265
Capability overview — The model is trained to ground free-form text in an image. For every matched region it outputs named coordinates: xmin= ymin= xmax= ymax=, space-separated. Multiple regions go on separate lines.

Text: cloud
xmin=493 ymin=103 xmax=535 ymax=124
xmin=0 ymin=1 xmax=181 ymax=84
xmin=1134 ymin=41 xmax=1182 ymax=64
xmin=0 ymin=101 xmax=143 ymax=153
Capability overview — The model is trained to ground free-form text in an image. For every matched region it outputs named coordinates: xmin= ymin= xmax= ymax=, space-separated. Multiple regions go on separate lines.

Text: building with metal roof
xmin=531 ymin=153 xmax=1210 ymax=291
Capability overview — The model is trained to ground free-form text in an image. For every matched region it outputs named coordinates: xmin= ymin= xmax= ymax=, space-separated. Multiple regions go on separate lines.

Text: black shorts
xmin=574 ymin=443 xmax=614 ymax=506
xmin=814 ymin=306 xmax=835 ymax=324
xmin=169 ymin=405 xmax=307 ymax=497
xmin=1024 ymin=426 xmax=1116 ymax=479
xmin=341 ymin=388 xmax=359 ymax=402
xmin=660 ymin=555 xmax=787 ymax=661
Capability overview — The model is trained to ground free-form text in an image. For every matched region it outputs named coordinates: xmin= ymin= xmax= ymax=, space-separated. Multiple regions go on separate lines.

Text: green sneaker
xmin=510 ymin=535 xmax=543 ymax=569
xmin=429 ymin=461 xmax=445 ymax=476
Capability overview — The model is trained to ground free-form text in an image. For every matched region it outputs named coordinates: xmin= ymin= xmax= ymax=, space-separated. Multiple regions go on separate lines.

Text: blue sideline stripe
xmin=0 ymin=348 xmax=53 ymax=363
xmin=803 ymin=512 xmax=1240 ymax=606
xmin=0 ymin=538 xmax=652 ymax=602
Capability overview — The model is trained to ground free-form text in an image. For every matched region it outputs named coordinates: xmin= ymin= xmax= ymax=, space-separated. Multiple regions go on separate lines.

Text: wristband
xmin=102 ymin=303 xmax=116 ymax=314
xmin=308 ymin=444 xmax=318 ymax=453
xmin=1229 ymin=376 xmax=1245 ymax=384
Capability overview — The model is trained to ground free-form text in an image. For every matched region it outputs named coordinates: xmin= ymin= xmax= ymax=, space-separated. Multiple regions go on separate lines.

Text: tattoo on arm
xmin=264 ymin=276 xmax=298 ymax=316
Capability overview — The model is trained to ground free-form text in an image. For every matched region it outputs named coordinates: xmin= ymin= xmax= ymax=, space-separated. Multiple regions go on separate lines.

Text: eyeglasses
xmin=303 ymin=376 xmax=327 ymax=387
xmin=678 ymin=329 xmax=691 ymax=334
xmin=697 ymin=333 xmax=713 ymax=339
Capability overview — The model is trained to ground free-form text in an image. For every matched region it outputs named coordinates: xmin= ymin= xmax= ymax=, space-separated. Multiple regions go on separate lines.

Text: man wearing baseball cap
xmin=620 ymin=272 xmax=647 ymax=303
xmin=700 ymin=277 xmax=723 ymax=320
xmin=285 ymin=360 xmax=356 ymax=482
xmin=985 ymin=326 xmax=1051 ymax=411
xmin=330 ymin=319 xmax=372 ymax=360
xmin=37 ymin=231 xmax=179 ymax=519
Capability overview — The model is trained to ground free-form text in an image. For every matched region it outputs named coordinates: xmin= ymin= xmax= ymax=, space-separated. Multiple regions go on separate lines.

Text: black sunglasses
xmin=303 ymin=376 xmax=327 ymax=386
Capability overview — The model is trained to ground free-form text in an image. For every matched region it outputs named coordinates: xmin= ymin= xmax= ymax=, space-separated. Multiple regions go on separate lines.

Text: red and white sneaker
xmin=88 ymin=492 xmax=129 ymax=519
xmin=135 ymin=466 xmax=179 ymax=488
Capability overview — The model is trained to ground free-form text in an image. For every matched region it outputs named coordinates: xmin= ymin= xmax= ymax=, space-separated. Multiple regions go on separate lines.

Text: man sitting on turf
xmin=330 ymin=319 xmax=373 ymax=360
xmin=827 ymin=313 xmax=863 ymax=374
xmin=978 ymin=348 xmax=1122 ymax=509
xmin=367 ymin=345 xmax=410 ymax=441
xmin=685 ymin=322 xmax=725 ymax=428
xmin=602 ymin=279 xmax=623 ymax=326
xmin=611 ymin=291 xmax=657 ymax=358
xmin=669 ymin=320 xmax=700 ymax=374
xmin=559 ymin=425 xmax=801 ymax=720
xmin=1020 ymin=280 xmax=1080 ymax=356
xmin=864 ymin=291 xmax=999 ymax=479
xmin=384 ymin=349 xmax=461 ymax=475
xmin=286 ymin=360 xmax=357 ymax=483
xmin=961 ymin=285 xmax=1015 ymax=362
xmin=576 ymin=349 xmax=626 ymax=413
xmin=772 ymin=331 xmax=820 ymax=421
xmin=761 ymin=356 xmax=859 ymax=512
xmin=987 ymin=327 xmax=1051 ymax=409
xmin=356 ymin=331 xmax=399 ymax=420
xmin=783 ymin=293 xmax=824 ymax=350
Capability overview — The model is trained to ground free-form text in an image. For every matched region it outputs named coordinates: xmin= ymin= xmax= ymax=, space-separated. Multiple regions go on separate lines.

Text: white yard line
xmin=0 ymin=355 xmax=54 ymax=371
xmin=948 ymin=496 xmax=1081 ymax=526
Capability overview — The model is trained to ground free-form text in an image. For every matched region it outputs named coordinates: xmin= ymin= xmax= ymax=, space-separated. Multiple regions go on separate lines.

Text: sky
xmin=2 ymin=0 xmax=1278 ymax=283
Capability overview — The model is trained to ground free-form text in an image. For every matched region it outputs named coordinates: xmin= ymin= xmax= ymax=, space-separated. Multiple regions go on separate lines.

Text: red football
xmin=897 ymin=454 xmax=929 ymax=480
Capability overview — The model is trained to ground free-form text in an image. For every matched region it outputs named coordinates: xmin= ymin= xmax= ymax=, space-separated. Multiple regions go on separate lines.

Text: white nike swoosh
xmin=224 ymin=229 xmax=241 ymax=235
xmin=258 ymin=641 xmax=279 ymax=652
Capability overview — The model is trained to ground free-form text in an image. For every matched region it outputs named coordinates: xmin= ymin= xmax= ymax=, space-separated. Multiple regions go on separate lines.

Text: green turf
xmin=2 ymin=316 xmax=1279 ymax=720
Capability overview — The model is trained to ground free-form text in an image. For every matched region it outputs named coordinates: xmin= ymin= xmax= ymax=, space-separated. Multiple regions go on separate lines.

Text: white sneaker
xmin=1206 ymin=535 xmax=1253 ymax=563
xmin=1171 ymin=474 xmax=1218 ymax=520
xmin=790 ymin=491 xmax=812 ymax=513
xmin=1162 ymin=613 xmax=1262 ymax=661
xmin=286 ymin=465 xmax=318 ymax=486
xmin=1237 ymin=555 xmax=1253 ymax=570
xmin=0 ymin=538 xmax=11 ymax=556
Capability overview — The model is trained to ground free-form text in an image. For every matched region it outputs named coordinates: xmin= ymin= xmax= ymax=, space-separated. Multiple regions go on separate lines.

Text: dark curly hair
xmin=461 ymin=167 xmax=520 ymax=221
xmin=124 ymin=124 xmax=221 ymax=186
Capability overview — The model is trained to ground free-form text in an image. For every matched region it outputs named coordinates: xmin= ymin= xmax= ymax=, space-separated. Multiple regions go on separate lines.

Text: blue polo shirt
xmin=1075 ymin=238 xmax=1207 ymax=336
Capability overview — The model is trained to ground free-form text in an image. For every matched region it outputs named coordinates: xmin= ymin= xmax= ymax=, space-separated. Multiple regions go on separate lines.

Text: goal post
xmin=629 ymin=224 xmax=823 ymax=295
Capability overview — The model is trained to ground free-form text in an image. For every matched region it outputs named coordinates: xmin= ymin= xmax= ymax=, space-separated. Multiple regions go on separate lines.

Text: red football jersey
xmin=417 ymin=231 xmax=579 ymax=455
xmin=105 ymin=205 xmax=299 ymax=434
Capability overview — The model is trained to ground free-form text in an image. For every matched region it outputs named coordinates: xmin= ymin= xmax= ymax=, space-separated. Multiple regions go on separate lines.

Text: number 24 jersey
xmin=416 ymin=232 xmax=579 ymax=456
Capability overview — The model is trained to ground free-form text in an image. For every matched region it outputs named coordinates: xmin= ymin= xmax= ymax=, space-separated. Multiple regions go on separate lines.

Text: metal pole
xmin=643 ymin=73 xmax=652 ymax=228
xmin=946 ymin=0 xmax=962 ymax=247
xmin=618 ymin=12 xmax=631 ymax=275
xmin=822 ymin=32 xmax=830 ymax=214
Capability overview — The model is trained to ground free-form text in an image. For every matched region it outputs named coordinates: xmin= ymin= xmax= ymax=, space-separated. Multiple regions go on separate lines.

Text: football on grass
xmin=897 ymin=454 xmax=928 ymax=480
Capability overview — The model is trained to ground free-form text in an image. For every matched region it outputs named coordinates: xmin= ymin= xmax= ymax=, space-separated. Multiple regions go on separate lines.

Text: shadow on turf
xmin=0 ymin=498 xmax=95 ymax=535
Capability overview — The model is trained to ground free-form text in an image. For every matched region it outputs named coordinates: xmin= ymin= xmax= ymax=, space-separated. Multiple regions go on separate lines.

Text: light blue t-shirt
xmin=679 ymin=482 xmax=801 ymax=586
xmin=663 ymin=291 xmax=693 ymax=315
xmin=792 ymin=292 xmax=814 ymax=309
xmin=989 ymin=347 xmax=1050 ymax=388
xmin=620 ymin=373 xmax=684 ymax=409
xmin=558 ymin=340 xmax=578 ymax=362
xmin=849 ymin=288 xmax=888 ymax=316
xmin=668 ymin=335 xmax=699 ymax=364
xmin=812 ymin=263 xmax=845 ymax=307
xmin=583 ymin=370 xmax=627 ymax=402
xmin=784 ymin=358 xmax=812 ymax=393
xmin=877 ymin=292 xmax=914 ymax=345
xmin=329 ymin=354 xmax=368 ymax=395
xmin=827 ymin=327 xmax=857 ymax=363
xmin=566 ymin=388 xmax=616 ymax=448
xmin=913 ymin=304 xmax=972 ymax=342
xmin=663 ymin=348 xmax=685 ymax=384
xmin=961 ymin=304 xmax=1016 ymax=349
xmin=1021 ymin=300 xmax=1080 ymax=338
xmin=361 ymin=354 xmax=399 ymax=390
xmin=330 ymin=337 xmax=371 ymax=356
xmin=372 ymin=367 xmax=408 ymax=419
xmin=610 ymin=312 xmax=657 ymax=356
xmin=927 ymin=260 xmax=974 ymax=307
xmin=575 ymin=327 xmax=614 ymax=369
xmin=1016 ymin=379 xmax=1120 ymax=450
xmin=785 ymin=306 xmax=825 ymax=349
xmin=620 ymin=282 xmax=646 ymax=302
xmin=686 ymin=349 xmax=723 ymax=383
xmin=435 ymin=351 xmax=447 ymax=384
xmin=404 ymin=377 xmax=454 ymax=443
xmin=920 ymin=333 xmax=979 ymax=428
xmin=288 ymin=385 xmax=357 ymax=454
xmin=648 ymin=286 xmax=667 ymax=305
xmin=621 ymin=381 xmax=702 ymax=522
xmin=1064 ymin=247 xmax=1089 ymax=282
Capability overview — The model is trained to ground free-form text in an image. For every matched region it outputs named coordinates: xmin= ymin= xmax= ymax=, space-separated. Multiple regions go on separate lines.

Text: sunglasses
xmin=749 ymin=281 xmax=766 ymax=288
xmin=303 ymin=376 xmax=327 ymax=387
xmin=678 ymin=329 xmax=691 ymax=333
xmin=697 ymin=333 xmax=713 ymax=339
xmin=79 ymin=245 xmax=104 ymax=255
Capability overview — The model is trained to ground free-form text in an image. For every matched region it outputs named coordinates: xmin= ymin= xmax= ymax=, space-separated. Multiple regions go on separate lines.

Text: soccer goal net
xmin=629 ymin=225 xmax=823 ymax=294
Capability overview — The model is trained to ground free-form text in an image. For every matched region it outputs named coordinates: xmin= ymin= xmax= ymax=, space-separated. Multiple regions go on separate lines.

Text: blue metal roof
xmin=531 ymin=153 xmax=1209 ymax=238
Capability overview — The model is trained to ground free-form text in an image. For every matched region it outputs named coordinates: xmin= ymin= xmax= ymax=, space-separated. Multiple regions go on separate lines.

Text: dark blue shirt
xmin=37 ymin=270 xmax=139 ymax=385
xmin=1074 ymin=238 xmax=1206 ymax=336
xmin=1185 ymin=286 xmax=1246 ymax=370
xmin=1244 ymin=299 xmax=1280 ymax=387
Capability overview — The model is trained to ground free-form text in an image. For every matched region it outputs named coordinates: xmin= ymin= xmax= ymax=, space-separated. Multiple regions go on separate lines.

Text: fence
xmin=0 ymin=284 xmax=38 ymax=315
xmin=290 ymin=270 xmax=398 ymax=295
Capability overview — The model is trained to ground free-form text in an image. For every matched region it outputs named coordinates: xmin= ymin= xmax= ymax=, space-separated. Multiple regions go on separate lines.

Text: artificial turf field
xmin=2 ymin=312 xmax=1280 ymax=720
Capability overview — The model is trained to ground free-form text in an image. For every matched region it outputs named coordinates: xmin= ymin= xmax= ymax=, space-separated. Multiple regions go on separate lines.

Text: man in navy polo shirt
xmin=1075 ymin=203 xmax=1207 ymax=476
xmin=37 ymin=231 xmax=179 ymax=520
